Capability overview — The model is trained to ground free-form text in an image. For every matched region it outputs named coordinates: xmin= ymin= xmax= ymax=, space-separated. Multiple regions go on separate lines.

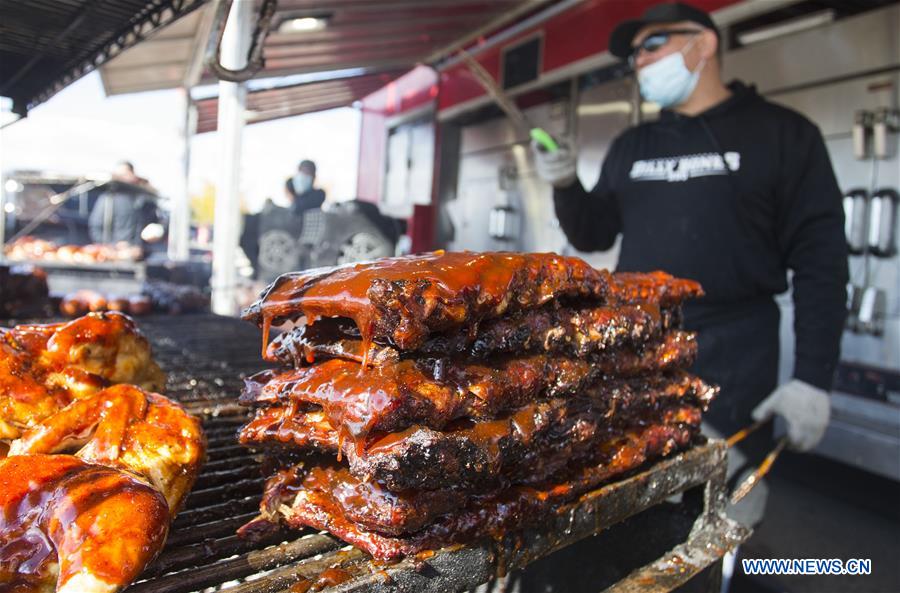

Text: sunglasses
xmin=628 ymin=29 xmax=702 ymax=66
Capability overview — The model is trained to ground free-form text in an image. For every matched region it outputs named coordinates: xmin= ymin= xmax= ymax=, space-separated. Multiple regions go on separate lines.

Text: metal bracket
xmin=204 ymin=0 xmax=278 ymax=83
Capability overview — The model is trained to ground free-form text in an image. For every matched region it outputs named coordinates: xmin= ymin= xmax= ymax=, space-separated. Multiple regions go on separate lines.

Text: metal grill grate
xmin=124 ymin=314 xmax=361 ymax=593
xmin=5 ymin=313 xmax=749 ymax=593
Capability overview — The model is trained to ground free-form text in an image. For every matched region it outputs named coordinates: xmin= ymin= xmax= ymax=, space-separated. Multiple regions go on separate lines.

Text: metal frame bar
xmin=204 ymin=0 xmax=278 ymax=83
xmin=210 ymin=0 xmax=251 ymax=315
xmin=11 ymin=0 xmax=207 ymax=115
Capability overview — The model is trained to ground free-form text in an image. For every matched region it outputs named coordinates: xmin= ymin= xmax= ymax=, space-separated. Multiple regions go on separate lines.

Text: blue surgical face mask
xmin=637 ymin=36 xmax=705 ymax=108
xmin=293 ymin=172 xmax=313 ymax=193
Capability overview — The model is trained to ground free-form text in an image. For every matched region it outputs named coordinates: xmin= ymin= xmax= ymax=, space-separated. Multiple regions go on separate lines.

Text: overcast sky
xmin=0 ymin=71 xmax=361 ymax=213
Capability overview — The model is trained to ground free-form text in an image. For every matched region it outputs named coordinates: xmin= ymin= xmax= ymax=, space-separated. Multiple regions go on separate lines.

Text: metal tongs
xmin=726 ymin=416 xmax=789 ymax=505
xmin=457 ymin=48 xmax=560 ymax=153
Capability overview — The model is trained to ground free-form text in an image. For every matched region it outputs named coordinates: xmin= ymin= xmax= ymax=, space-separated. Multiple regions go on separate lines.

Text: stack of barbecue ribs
xmin=238 ymin=251 xmax=716 ymax=560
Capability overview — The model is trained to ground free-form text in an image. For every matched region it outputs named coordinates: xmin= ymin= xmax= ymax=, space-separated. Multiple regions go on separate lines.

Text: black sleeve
xmin=88 ymin=194 xmax=107 ymax=243
xmin=776 ymin=121 xmax=849 ymax=391
xmin=552 ymin=143 xmax=623 ymax=252
xmin=294 ymin=189 xmax=326 ymax=214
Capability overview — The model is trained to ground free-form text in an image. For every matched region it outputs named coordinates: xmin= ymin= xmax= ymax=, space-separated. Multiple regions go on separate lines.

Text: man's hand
xmin=752 ymin=379 xmax=830 ymax=452
xmin=531 ymin=140 xmax=578 ymax=188
xmin=140 ymin=223 xmax=165 ymax=243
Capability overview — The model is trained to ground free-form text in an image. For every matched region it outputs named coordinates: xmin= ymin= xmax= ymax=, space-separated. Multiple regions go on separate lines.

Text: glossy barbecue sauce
xmin=0 ymin=313 xmax=143 ymax=436
xmin=0 ymin=455 xmax=169 ymax=591
xmin=250 ymin=251 xmax=608 ymax=365
xmin=243 ymin=330 xmax=699 ymax=455
xmin=273 ymin=417 xmax=699 ymax=561
xmin=242 ymin=371 xmax=709 ymax=492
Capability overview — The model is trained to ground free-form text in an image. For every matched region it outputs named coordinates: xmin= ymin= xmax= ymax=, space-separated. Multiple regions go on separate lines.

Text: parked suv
xmin=241 ymin=199 xmax=406 ymax=282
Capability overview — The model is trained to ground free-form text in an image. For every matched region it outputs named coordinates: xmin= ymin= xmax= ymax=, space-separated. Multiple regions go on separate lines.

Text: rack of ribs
xmin=241 ymin=371 xmax=713 ymax=493
xmin=237 ymin=251 xmax=714 ymax=560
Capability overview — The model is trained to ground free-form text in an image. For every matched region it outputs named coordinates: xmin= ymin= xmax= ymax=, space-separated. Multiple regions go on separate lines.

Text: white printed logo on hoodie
xmin=629 ymin=151 xmax=741 ymax=182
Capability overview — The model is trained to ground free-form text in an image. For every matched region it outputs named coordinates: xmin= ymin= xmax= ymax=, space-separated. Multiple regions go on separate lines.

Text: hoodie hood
xmin=658 ymin=80 xmax=759 ymax=123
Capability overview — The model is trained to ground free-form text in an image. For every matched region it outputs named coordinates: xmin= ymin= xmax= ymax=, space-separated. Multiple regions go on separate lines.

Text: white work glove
xmin=141 ymin=223 xmax=165 ymax=242
xmin=752 ymin=379 xmax=830 ymax=452
xmin=531 ymin=140 xmax=578 ymax=188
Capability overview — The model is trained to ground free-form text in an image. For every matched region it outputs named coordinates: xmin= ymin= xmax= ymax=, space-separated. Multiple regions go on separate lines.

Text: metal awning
xmin=98 ymin=6 xmax=213 ymax=96
xmin=194 ymin=69 xmax=403 ymax=133
xmin=0 ymin=0 xmax=207 ymax=116
xmin=94 ymin=0 xmax=553 ymax=123
xmin=240 ymin=0 xmax=550 ymax=78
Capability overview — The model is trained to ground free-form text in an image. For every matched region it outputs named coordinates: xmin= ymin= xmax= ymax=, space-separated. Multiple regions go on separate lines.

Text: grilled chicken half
xmin=2 ymin=385 xmax=205 ymax=592
xmin=0 ymin=455 xmax=170 ymax=593
xmin=1 ymin=312 xmax=166 ymax=447
xmin=9 ymin=384 xmax=206 ymax=513
xmin=1 ymin=314 xmax=205 ymax=592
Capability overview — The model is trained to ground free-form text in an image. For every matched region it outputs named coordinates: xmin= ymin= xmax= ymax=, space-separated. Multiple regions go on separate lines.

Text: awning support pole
xmin=168 ymin=87 xmax=195 ymax=262
xmin=211 ymin=0 xmax=251 ymax=315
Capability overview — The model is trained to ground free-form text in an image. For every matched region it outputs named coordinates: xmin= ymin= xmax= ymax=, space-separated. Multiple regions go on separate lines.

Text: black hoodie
xmin=554 ymin=81 xmax=848 ymax=391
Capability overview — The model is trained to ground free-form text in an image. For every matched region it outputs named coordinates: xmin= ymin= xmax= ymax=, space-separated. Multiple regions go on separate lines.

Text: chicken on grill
xmin=9 ymin=384 xmax=205 ymax=513
xmin=0 ymin=312 xmax=166 ymax=445
xmin=0 ymin=455 xmax=169 ymax=593
xmin=0 ymin=314 xmax=204 ymax=593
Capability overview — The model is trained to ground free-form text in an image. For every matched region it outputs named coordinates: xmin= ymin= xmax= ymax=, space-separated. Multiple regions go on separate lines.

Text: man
xmin=285 ymin=159 xmax=326 ymax=216
xmin=533 ymin=2 xmax=848 ymax=526
xmin=89 ymin=161 xmax=162 ymax=245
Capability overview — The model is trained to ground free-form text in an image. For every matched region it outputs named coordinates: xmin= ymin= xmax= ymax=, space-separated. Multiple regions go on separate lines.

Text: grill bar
xmin=164 ymin=513 xmax=261 ymax=548
xmin=193 ymin=465 xmax=261 ymax=490
xmin=201 ymin=453 xmax=259 ymax=472
xmin=172 ymin=495 xmax=261 ymax=528
xmin=205 ymin=443 xmax=247 ymax=461
xmin=142 ymin=531 xmax=292 ymax=579
xmin=226 ymin=547 xmax=369 ymax=593
xmin=184 ymin=477 xmax=265 ymax=508
xmin=129 ymin=533 xmax=344 ymax=593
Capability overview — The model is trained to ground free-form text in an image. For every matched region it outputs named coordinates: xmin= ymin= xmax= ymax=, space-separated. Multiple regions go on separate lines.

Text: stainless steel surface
xmin=853 ymin=110 xmax=870 ymax=159
xmin=722 ymin=4 xmax=900 ymax=96
xmin=873 ymin=107 xmax=900 ymax=159
xmin=383 ymin=117 xmax=436 ymax=219
xmin=815 ymin=392 xmax=900 ymax=482
xmin=449 ymin=100 xmax=570 ymax=254
xmin=0 ymin=258 xmax=148 ymax=296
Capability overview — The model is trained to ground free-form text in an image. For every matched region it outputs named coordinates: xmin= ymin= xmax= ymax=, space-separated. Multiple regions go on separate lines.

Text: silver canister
xmin=843 ymin=188 xmax=868 ymax=255
xmin=868 ymin=188 xmax=898 ymax=257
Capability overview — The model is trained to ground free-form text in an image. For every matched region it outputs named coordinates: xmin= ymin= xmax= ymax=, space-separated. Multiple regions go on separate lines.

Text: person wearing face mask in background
xmin=285 ymin=159 xmax=326 ymax=216
xmin=532 ymin=2 xmax=848 ymax=531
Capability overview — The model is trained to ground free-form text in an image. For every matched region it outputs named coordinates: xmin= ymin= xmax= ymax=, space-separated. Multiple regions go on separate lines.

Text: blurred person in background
xmin=284 ymin=159 xmax=326 ymax=216
xmin=89 ymin=161 xmax=164 ymax=246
